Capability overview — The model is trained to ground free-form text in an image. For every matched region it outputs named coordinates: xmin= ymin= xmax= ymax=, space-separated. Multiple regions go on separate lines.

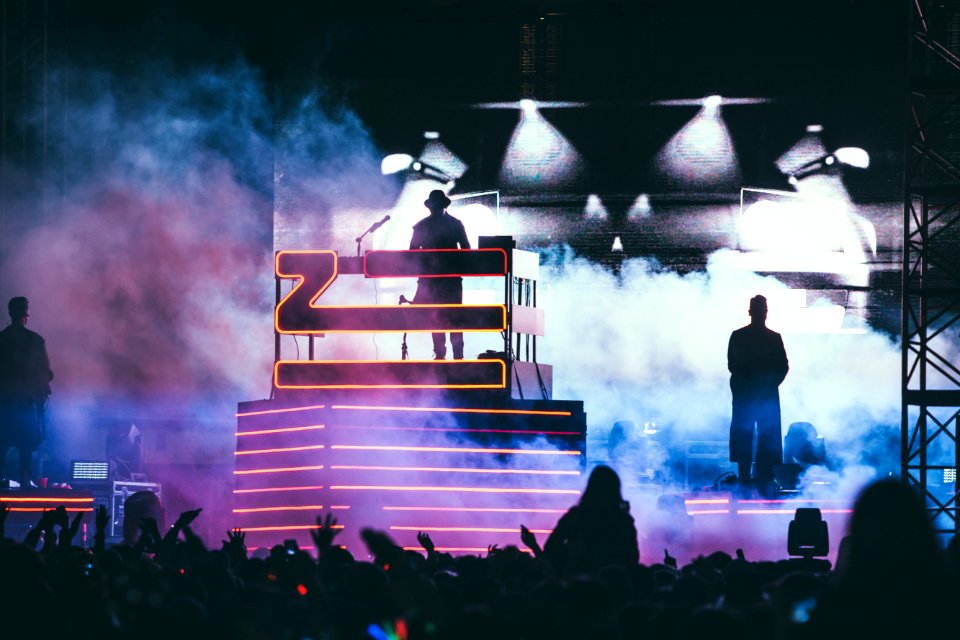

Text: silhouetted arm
xmin=94 ymin=505 xmax=108 ymax=553
xmin=59 ymin=511 xmax=84 ymax=549
xmin=774 ymin=333 xmax=789 ymax=385
xmin=0 ymin=501 xmax=9 ymax=539
xmin=520 ymin=524 xmax=543 ymax=558
xmin=457 ymin=219 xmax=470 ymax=250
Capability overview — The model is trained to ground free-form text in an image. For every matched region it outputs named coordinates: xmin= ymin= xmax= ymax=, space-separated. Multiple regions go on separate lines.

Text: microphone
xmin=399 ymin=295 xmax=410 ymax=304
xmin=356 ymin=215 xmax=390 ymax=242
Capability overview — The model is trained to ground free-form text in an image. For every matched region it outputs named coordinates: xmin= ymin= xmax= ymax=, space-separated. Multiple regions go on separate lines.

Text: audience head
xmin=122 ymin=490 xmax=165 ymax=545
xmin=580 ymin=465 xmax=625 ymax=510
xmin=8 ymin=296 xmax=28 ymax=322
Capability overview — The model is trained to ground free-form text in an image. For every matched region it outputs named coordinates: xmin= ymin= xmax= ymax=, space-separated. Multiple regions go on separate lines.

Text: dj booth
xmin=235 ymin=239 xmax=587 ymax=554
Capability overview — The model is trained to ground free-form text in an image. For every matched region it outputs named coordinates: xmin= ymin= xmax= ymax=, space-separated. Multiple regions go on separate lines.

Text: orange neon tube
xmin=331 ymin=425 xmax=582 ymax=436
xmin=402 ymin=547 xmax=533 ymax=554
xmin=239 ymin=524 xmax=344 ymax=533
xmin=0 ymin=497 xmax=93 ymax=503
xmin=232 ymin=505 xmax=325 ymax=513
xmin=235 ymin=444 xmax=326 ymax=456
xmin=237 ymin=424 xmax=325 ymax=437
xmin=331 ymin=465 xmax=578 ymax=476
xmin=736 ymin=499 xmax=848 ymax=504
xmin=330 ymin=444 xmax=579 ymax=455
xmin=684 ymin=499 xmax=731 ymax=505
xmin=331 ymin=485 xmax=579 ymax=494
xmin=234 ymin=465 xmax=324 ymax=475
xmin=233 ymin=485 xmax=324 ymax=494
xmin=330 ymin=505 xmax=351 ymax=510
xmin=236 ymin=404 xmax=326 ymax=417
xmin=332 ymin=404 xmax=572 ymax=417
xmin=390 ymin=526 xmax=552 ymax=534
xmin=687 ymin=510 xmax=731 ymax=515
xmin=735 ymin=510 xmax=801 ymax=515
xmin=10 ymin=508 xmax=94 ymax=512
xmin=383 ymin=506 xmax=565 ymax=514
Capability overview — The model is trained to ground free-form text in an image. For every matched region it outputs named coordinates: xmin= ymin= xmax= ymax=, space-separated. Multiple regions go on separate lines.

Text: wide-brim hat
xmin=424 ymin=189 xmax=451 ymax=209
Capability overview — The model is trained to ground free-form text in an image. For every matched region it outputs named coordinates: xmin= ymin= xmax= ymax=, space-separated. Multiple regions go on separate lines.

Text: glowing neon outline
xmin=0 ymin=497 xmax=93 ymax=503
xmin=232 ymin=505 xmax=325 ymax=513
xmin=233 ymin=465 xmax=324 ymax=475
xmin=330 ymin=444 xmax=579 ymax=455
xmin=239 ymin=524 xmax=344 ymax=533
xmin=383 ymin=506 xmax=565 ymax=514
xmin=236 ymin=404 xmax=326 ymax=417
xmin=390 ymin=526 xmax=552 ymax=534
xmin=233 ymin=485 xmax=324 ymax=494
xmin=275 ymin=250 xmax=506 ymax=334
xmin=275 ymin=359 xmax=507 ymax=390
xmin=330 ymin=425 xmax=582 ymax=435
xmin=331 ymin=465 xmax=580 ymax=476
xmin=330 ymin=485 xmax=579 ymax=494
xmin=235 ymin=444 xmax=326 ymax=456
xmin=331 ymin=404 xmax=573 ymax=417
xmin=363 ymin=248 xmax=508 ymax=278
xmin=237 ymin=424 xmax=325 ymax=437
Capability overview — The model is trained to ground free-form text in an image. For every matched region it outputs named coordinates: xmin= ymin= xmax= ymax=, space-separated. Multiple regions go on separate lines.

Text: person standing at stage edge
xmin=727 ymin=294 xmax=788 ymax=494
xmin=0 ymin=297 xmax=54 ymax=488
xmin=410 ymin=189 xmax=471 ymax=360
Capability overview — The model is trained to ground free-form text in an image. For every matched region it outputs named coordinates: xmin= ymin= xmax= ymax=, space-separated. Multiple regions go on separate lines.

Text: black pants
xmin=414 ymin=277 xmax=464 ymax=359
xmin=730 ymin=393 xmax=783 ymax=483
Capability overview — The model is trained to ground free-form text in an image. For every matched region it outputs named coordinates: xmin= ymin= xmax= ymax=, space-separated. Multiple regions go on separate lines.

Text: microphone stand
xmin=399 ymin=295 xmax=411 ymax=359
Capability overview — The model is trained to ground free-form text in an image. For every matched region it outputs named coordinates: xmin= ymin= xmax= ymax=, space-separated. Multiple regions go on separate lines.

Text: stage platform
xmin=235 ymin=392 xmax=586 ymax=554
xmin=0 ymin=488 xmax=96 ymax=541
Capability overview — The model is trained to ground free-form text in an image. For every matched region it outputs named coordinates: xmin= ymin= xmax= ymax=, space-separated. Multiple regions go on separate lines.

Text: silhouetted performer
xmin=727 ymin=295 xmax=788 ymax=488
xmin=542 ymin=465 xmax=639 ymax=574
xmin=0 ymin=297 xmax=54 ymax=487
xmin=410 ymin=189 xmax=470 ymax=360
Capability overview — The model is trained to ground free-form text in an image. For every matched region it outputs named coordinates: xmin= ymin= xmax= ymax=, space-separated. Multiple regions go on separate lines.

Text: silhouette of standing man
xmin=410 ymin=190 xmax=470 ymax=360
xmin=728 ymin=295 xmax=788 ymax=491
xmin=0 ymin=297 xmax=54 ymax=488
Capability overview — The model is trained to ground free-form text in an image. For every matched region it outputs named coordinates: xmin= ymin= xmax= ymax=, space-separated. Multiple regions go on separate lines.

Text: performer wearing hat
xmin=410 ymin=190 xmax=470 ymax=360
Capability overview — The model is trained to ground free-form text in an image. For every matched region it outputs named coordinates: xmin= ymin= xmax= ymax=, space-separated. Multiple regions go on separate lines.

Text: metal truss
xmin=903 ymin=0 xmax=960 ymax=536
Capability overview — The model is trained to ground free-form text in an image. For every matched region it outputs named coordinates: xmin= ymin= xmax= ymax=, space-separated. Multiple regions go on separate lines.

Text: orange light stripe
xmin=235 ymin=444 xmax=326 ymax=455
xmin=330 ymin=445 xmax=579 ymax=455
xmin=275 ymin=359 xmax=506 ymax=390
xmin=239 ymin=524 xmax=345 ymax=533
xmin=0 ymin=497 xmax=94 ymax=503
xmin=236 ymin=404 xmax=326 ymax=417
xmin=330 ymin=505 xmax=351 ymax=510
xmin=278 ymin=306 xmax=507 ymax=335
xmin=332 ymin=404 xmax=572 ymax=417
xmin=383 ymin=506 xmax=566 ymax=514
xmin=234 ymin=465 xmax=324 ymax=475
xmin=233 ymin=505 xmax=325 ymax=513
xmin=332 ymin=425 xmax=582 ymax=436
xmin=233 ymin=485 xmax=324 ymax=494
xmin=687 ymin=509 xmax=731 ymax=515
xmin=363 ymin=248 xmax=508 ymax=278
xmin=735 ymin=510 xmax=800 ymax=515
xmin=391 ymin=526 xmax=552 ymax=534
xmin=684 ymin=499 xmax=731 ymax=505
xmin=331 ymin=485 xmax=579 ymax=495
xmin=331 ymin=465 xmax=580 ymax=476
xmin=10 ymin=508 xmax=94 ymax=512
xmin=736 ymin=499 xmax=849 ymax=504
xmin=735 ymin=509 xmax=854 ymax=515
xmin=402 ymin=547 xmax=533 ymax=554
xmin=237 ymin=424 xmax=325 ymax=437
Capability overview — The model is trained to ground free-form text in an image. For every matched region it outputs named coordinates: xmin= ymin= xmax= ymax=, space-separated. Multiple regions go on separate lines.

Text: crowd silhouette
xmin=0 ymin=470 xmax=957 ymax=639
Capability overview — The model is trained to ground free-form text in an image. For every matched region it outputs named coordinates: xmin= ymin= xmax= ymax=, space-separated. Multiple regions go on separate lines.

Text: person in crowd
xmin=727 ymin=294 xmax=788 ymax=493
xmin=0 ymin=297 xmax=54 ymax=488
xmin=536 ymin=464 xmax=640 ymax=574
xmin=409 ymin=189 xmax=471 ymax=360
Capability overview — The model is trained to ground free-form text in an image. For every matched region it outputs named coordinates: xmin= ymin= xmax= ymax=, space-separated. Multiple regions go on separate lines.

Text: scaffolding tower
xmin=903 ymin=0 xmax=960 ymax=536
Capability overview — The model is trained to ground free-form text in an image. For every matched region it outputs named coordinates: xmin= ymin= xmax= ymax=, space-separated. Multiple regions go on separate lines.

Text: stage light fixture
xmin=786 ymin=146 xmax=870 ymax=185
xmin=499 ymin=102 xmax=584 ymax=189
xmin=653 ymin=98 xmax=741 ymax=190
xmin=381 ymin=153 xmax=415 ymax=175
xmin=703 ymin=94 xmax=723 ymax=109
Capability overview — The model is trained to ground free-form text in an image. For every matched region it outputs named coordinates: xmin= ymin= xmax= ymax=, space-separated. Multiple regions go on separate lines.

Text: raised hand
xmin=222 ymin=527 xmax=247 ymax=564
xmin=519 ymin=524 xmax=543 ymax=557
xmin=664 ymin=548 xmax=677 ymax=569
xmin=416 ymin=531 xmax=435 ymax=555
xmin=310 ymin=513 xmax=340 ymax=553
xmin=94 ymin=505 xmax=109 ymax=553
xmin=735 ymin=548 xmax=746 ymax=561
xmin=24 ymin=509 xmax=53 ymax=549
xmin=59 ymin=511 xmax=84 ymax=548
xmin=175 ymin=508 xmax=202 ymax=528
xmin=487 ymin=543 xmax=500 ymax=557
xmin=0 ymin=501 xmax=9 ymax=539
